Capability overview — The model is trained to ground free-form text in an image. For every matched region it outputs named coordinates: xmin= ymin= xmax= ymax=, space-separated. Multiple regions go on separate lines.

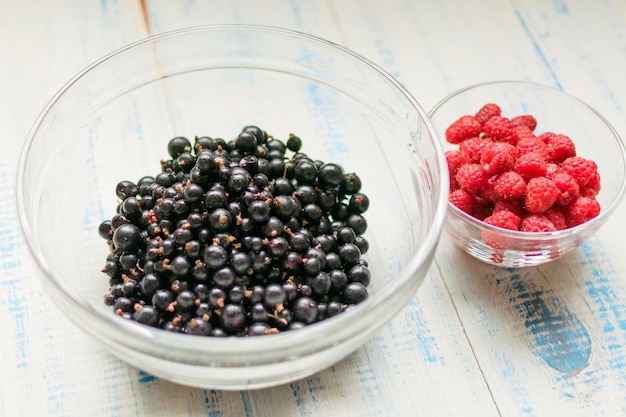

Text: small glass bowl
xmin=428 ymin=80 xmax=626 ymax=268
xmin=16 ymin=25 xmax=448 ymax=389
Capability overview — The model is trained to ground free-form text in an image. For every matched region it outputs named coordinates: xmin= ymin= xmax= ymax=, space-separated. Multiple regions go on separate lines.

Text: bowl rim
xmin=16 ymin=24 xmax=449 ymax=354
xmin=428 ymin=79 xmax=626 ymax=241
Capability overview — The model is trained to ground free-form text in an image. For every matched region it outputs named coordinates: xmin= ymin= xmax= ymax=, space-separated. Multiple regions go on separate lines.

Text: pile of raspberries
xmin=445 ymin=102 xmax=601 ymax=232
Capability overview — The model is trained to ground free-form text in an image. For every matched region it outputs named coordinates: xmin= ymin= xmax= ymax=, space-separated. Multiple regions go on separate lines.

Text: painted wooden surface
xmin=2 ymin=1 xmax=626 ymax=416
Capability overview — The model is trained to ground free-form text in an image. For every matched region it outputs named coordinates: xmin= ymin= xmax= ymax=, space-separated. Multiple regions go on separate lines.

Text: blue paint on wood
xmin=580 ymin=238 xmax=626 ymax=374
xmin=553 ymin=0 xmax=570 ymax=15
xmin=137 ymin=370 xmax=156 ymax=384
xmin=239 ymin=390 xmax=254 ymax=417
xmin=203 ymin=389 xmax=226 ymax=417
xmin=501 ymin=271 xmax=592 ymax=376
xmin=289 ymin=382 xmax=312 ymax=416
xmin=513 ymin=8 xmax=563 ymax=90
xmin=0 ymin=163 xmax=30 ymax=374
xmin=403 ymin=297 xmax=443 ymax=364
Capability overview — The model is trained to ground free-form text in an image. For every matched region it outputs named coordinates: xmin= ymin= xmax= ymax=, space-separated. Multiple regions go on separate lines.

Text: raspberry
xmin=482 ymin=116 xmax=515 ymax=144
xmin=538 ymin=131 xmax=556 ymax=143
xmin=493 ymin=199 xmax=523 ymax=217
xmin=520 ymin=214 xmax=556 ymax=232
xmin=449 ymin=189 xmax=473 ymax=214
xmin=546 ymin=207 xmax=567 ymax=230
xmin=481 ymin=175 xmax=498 ymax=203
xmin=511 ymin=114 xmax=538 ymax=131
xmin=545 ymin=134 xmax=576 ymax=164
xmin=445 ymin=149 xmax=470 ymax=190
xmin=580 ymin=171 xmax=601 ymax=197
xmin=524 ymin=176 xmax=560 ymax=213
xmin=475 ymin=103 xmax=501 ymax=125
xmin=493 ymin=171 xmax=526 ymax=200
xmin=511 ymin=125 xmax=537 ymax=146
xmin=480 ymin=142 xmax=517 ymax=175
xmin=564 ymin=196 xmax=601 ymax=227
xmin=545 ymin=162 xmax=560 ymax=177
xmin=471 ymin=195 xmax=493 ymax=220
xmin=456 ymin=163 xmax=488 ymax=194
xmin=561 ymin=156 xmax=597 ymax=187
xmin=516 ymin=134 xmax=549 ymax=160
xmin=445 ymin=115 xmax=482 ymax=144
xmin=513 ymin=152 xmax=547 ymax=182
xmin=443 ymin=102 xmax=603 ymax=232
xmin=551 ymin=171 xmax=580 ymax=206
xmin=483 ymin=210 xmax=521 ymax=231
xmin=460 ymin=137 xmax=493 ymax=163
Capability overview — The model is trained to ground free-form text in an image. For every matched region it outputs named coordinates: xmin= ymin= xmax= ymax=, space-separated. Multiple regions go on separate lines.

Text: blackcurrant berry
xmin=342 ymin=282 xmax=368 ymax=304
xmin=116 ymin=180 xmax=139 ymax=200
xmin=167 ymin=136 xmax=192 ymax=158
xmin=342 ymin=172 xmax=362 ymax=194
xmin=286 ymin=133 xmax=302 ymax=152
xmin=185 ymin=318 xmax=212 ymax=336
xmin=235 ymin=131 xmax=258 ymax=155
xmin=98 ymin=220 xmax=113 ymax=240
xmin=112 ymin=224 xmax=141 ymax=252
xmin=293 ymin=296 xmax=318 ymax=324
xmin=220 ymin=304 xmax=246 ymax=334
xmin=134 ymin=305 xmax=159 ymax=327
xmin=349 ymin=192 xmax=370 ymax=214
xmin=318 ymin=163 xmax=344 ymax=189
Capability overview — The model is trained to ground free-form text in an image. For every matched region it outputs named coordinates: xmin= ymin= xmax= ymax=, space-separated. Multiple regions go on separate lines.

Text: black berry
xmin=99 ymin=126 xmax=372 ymax=337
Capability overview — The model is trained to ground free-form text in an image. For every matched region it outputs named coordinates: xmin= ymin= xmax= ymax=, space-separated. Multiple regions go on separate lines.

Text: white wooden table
xmin=3 ymin=1 xmax=626 ymax=416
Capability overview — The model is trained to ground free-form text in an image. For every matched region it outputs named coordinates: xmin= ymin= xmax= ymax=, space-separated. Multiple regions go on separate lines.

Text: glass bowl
xmin=429 ymin=80 xmax=626 ymax=268
xmin=16 ymin=25 xmax=448 ymax=389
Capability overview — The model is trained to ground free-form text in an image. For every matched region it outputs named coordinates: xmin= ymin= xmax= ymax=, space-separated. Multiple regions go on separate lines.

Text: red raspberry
xmin=538 ymin=131 xmax=556 ymax=143
xmin=551 ymin=171 xmax=580 ymax=206
xmin=471 ymin=195 xmax=493 ymax=220
xmin=445 ymin=149 xmax=470 ymax=190
xmin=516 ymin=134 xmax=549 ymax=160
xmin=511 ymin=114 xmax=538 ymax=131
xmin=480 ymin=142 xmax=517 ymax=175
xmin=493 ymin=171 xmax=526 ymax=200
xmin=513 ymin=152 xmax=547 ymax=182
xmin=524 ymin=176 xmax=559 ymax=213
xmin=460 ymin=137 xmax=493 ymax=163
xmin=443 ymin=103 xmax=603 ymax=232
xmin=481 ymin=175 xmax=499 ymax=203
xmin=561 ymin=156 xmax=597 ymax=188
xmin=483 ymin=116 xmax=515 ymax=144
xmin=511 ymin=125 xmax=537 ymax=146
xmin=580 ymin=171 xmax=601 ymax=197
xmin=449 ymin=189 xmax=473 ymax=214
xmin=445 ymin=115 xmax=482 ymax=144
xmin=545 ymin=134 xmax=576 ymax=164
xmin=546 ymin=207 xmax=567 ymax=230
xmin=494 ymin=199 xmax=523 ymax=217
xmin=456 ymin=163 xmax=488 ymax=194
xmin=545 ymin=162 xmax=560 ymax=177
xmin=483 ymin=210 xmax=521 ymax=231
xmin=521 ymin=214 xmax=556 ymax=232
xmin=475 ymin=103 xmax=501 ymax=125
xmin=564 ymin=196 xmax=601 ymax=227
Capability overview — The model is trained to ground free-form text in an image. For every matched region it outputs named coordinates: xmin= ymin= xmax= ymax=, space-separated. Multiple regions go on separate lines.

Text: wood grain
xmin=2 ymin=0 xmax=626 ymax=416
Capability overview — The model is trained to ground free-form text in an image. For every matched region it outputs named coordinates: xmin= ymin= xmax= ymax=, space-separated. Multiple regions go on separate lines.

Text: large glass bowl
xmin=16 ymin=25 xmax=448 ymax=389
xmin=429 ymin=80 xmax=626 ymax=268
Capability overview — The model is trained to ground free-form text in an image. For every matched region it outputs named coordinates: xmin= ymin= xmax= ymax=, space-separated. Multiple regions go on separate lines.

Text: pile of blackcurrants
xmin=98 ymin=126 xmax=371 ymax=337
